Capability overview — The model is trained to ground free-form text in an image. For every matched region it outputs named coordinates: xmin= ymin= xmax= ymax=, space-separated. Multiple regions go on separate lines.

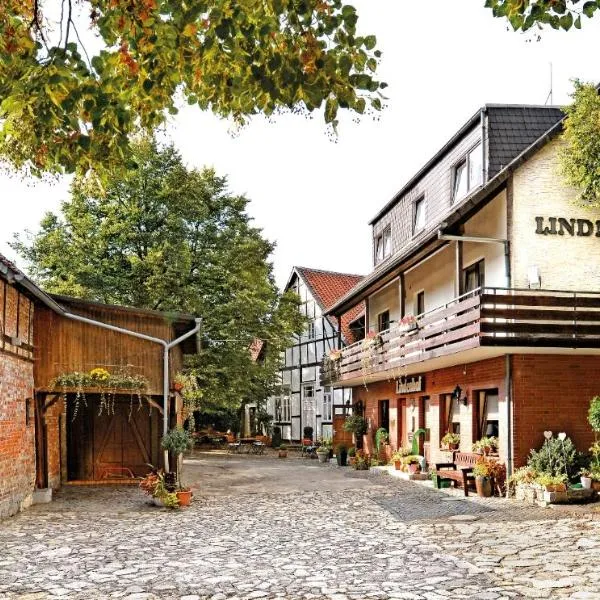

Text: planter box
xmin=516 ymin=483 xmax=596 ymax=506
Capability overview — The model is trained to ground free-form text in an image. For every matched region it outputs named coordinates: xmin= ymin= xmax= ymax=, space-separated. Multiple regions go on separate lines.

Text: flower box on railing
xmin=398 ymin=314 xmax=418 ymax=332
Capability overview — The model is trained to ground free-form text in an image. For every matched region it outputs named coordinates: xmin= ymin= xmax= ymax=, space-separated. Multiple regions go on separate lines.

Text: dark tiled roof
xmin=294 ymin=267 xmax=365 ymax=344
xmin=487 ymin=105 xmax=564 ymax=177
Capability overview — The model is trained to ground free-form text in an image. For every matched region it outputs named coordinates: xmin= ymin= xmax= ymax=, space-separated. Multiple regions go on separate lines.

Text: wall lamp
xmin=452 ymin=385 xmax=468 ymax=407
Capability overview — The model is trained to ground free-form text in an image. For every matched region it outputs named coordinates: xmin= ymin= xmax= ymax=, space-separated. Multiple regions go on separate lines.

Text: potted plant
xmin=139 ymin=469 xmax=179 ymax=508
xmin=535 ymin=473 xmax=567 ymax=493
xmin=375 ymin=427 xmax=389 ymax=458
xmin=472 ymin=436 xmax=498 ymax=455
xmin=391 ymin=448 xmax=410 ymax=470
xmin=403 ymin=455 xmax=421 ymax=474
xmin=161 ymin=427 xmax=194 ymax=506
xmin=316 ymin=445 xmax=330 ymax=463
xmin=347 ymin=446 xmax=357 ymax=465
xmin=336 ymin=444 xmax=348 ymax=466
xmin=278 ymin=444 xmax=288 ymax=458
xmin=353 ymin=449 xmax=370 ymax=471
xmin=441 ymin=432 xmax=460 ymax=451
xmin=580 ymin=468 xmax=593 ymax=490
xmin=343 ymin=414 xmax=368 ymax=448
xmin=472 ymin=458 xmax=493 ymax=497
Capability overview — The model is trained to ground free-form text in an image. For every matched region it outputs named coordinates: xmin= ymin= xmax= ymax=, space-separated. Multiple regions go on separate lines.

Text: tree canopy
xmin=560 ymin=81 xmax=600 ymax=206
xmin=13 ymin=138 xmax=304 ymax=411
xmin=0 ymin=0 xmax=384 ymax=178
xmin=486 ymin=0 xmax=600 ymax=32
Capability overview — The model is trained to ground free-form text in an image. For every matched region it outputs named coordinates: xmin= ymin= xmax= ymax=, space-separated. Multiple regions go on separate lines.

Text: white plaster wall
xmin=368 ymin=280 xmax=400 ymax=331
xmin=463 ymin=191 xmax=507 ymax=288
xmin=404 ymin=245 xmax=455 ymax=315
xmin=512 ymin=139 xmax=600 ymax=291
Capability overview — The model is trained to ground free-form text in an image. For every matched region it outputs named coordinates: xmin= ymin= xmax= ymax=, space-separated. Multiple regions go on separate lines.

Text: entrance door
xmin=379 ymin=399 xmax=390 ymax=431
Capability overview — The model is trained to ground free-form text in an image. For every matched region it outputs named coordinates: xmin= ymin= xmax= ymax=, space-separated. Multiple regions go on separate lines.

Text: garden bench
xmin=434 ymin=451 xmax=479 ymax=496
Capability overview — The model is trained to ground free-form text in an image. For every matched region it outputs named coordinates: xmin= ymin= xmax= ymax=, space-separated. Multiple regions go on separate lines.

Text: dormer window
xmin=374 ymin=226 xmax=391 ymax=264
xmin=413 ymin=196 xmax=425 ymax=234
xmin=453 ymin=143 xmax=483 ymax=202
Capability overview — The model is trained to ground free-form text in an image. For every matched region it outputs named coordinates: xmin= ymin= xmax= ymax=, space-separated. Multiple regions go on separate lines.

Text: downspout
xmin=60 ymin=311 xmax=202 ymax=471
xmin=505 ymin=354 xmax=513 ymax=487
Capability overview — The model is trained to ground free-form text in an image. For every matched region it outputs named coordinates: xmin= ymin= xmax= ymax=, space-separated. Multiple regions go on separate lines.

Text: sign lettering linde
xmin=396 ymin=375 xmax=423 ymax=394
xmin=535 ymin=217 xmax=600 ymax=237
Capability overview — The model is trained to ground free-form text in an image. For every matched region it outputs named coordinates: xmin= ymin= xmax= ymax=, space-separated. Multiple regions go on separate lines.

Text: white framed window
xmin=323 ymin=387 xmax=332 ymax=422
xmin=281 ymin=395 xmax=291 ymax=422
xmin=374 ymin=226 xmax=392 ymax=264
xmin=453 ymin=143 xmax=483 ymax=202
xmin=413 ymin=196 xmax=426 ymax=233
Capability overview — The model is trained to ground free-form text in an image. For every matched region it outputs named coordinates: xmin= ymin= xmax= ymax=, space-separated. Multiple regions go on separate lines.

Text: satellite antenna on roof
xmin=545 ymin=63 xmax=553 ymax=105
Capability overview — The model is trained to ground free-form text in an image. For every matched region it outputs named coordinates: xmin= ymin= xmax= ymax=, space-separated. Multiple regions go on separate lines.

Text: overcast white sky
xmin=1 ymin=0 xmax=599 ymax=288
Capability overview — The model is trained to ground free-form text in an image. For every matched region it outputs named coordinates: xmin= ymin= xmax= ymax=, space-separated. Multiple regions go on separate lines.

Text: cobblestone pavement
xmin=1 ymin=452 xmax=600 ymax=600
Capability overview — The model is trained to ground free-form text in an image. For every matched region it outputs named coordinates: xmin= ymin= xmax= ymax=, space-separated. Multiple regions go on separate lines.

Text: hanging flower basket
xmin=50 ymin=368 xmax=149 ymax=420
xmin=399 ymin=315 xmax=418 ymax=332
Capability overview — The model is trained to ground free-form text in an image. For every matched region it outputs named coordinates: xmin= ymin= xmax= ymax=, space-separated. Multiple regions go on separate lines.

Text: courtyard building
xmin=323 ymin=104 xmax=600 ymax=472
xmin=266 ymin=267 xmax=364 ymax=443
xmin=0 ymin=254 xmax=198 ymax=519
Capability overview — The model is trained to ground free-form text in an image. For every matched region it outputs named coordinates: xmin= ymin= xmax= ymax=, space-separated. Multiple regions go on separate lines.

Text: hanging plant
xmin=50 ymin=368 xmax=149 ymax=420
xmin=173 ymin=372 xmax=203 ymax=418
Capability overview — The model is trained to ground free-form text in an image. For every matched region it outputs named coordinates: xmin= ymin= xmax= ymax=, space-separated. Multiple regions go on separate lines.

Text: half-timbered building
xmin=267 ymin=267 xmax=364 ymax=443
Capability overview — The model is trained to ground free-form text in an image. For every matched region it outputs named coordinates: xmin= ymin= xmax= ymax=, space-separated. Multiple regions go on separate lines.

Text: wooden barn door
xmin=93 ymin=400 xmax=153 ymax=479
xmin=68 ymin=396 xmax=156 ymax=480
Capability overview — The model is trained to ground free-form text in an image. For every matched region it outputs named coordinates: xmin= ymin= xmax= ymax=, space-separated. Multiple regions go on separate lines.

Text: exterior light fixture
xmin=453 ymin=385 xmax=468 ymax=407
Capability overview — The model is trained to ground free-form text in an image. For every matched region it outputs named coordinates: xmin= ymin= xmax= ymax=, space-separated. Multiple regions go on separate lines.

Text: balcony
xmin=322 ymin=287 xmax=600 ymax=386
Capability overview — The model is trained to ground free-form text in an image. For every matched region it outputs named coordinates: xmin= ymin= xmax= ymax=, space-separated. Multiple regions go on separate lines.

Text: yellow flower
xmin=90 ymin=368 xmax=110 ymax=382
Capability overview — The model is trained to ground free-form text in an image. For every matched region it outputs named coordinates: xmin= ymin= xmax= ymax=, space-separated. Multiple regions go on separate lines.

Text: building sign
xmin=535 ymin=217 xmax=600 ymax=237
xmin=396 ymin=375 xmax=423 ymax=394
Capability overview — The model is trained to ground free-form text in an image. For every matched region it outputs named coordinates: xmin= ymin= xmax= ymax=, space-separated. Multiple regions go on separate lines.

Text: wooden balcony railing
xmin=321 ymin=287 xmax=600 ymax=385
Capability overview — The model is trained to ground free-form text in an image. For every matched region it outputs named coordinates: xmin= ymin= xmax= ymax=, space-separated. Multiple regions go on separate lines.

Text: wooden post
xmin=455 ymin=240 xmax=463 ymax=297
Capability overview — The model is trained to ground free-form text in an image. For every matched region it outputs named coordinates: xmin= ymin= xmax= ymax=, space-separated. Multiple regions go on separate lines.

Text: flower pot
xmin=152 ymin=496 xmax=165 ymax=507
xmin=317 ymin=451 xmax=329 ymax=464
xmin=581 ymin=476 xmax=592 ymax=490
xmin=407 ymin=463 xmax=420 ymax=474
xmin=173 ymin=383 xmax=184 ymax=393
xmin=593 ymin=481 xmax=600 ymax=492
xmin=555 ymin=483 xmax=567 ymax=493
xmin=448 ymin=443 xmax=458 ymax=451
xmin=475 ymin=475 xmax=493 ymax=497
xmin=278 ymin=450 xmax=288 ymax=458
xmin=336 ymin=453 xmax=347 ymax=467
xmin=176 ymin=489 xmax=192 ymax=506
xmin=393 ymin=460 xmax=402 ymax=471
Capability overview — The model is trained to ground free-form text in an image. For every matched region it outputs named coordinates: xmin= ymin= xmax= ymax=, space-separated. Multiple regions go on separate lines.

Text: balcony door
xmin=463 ymin=259 xmax=485 ymax=294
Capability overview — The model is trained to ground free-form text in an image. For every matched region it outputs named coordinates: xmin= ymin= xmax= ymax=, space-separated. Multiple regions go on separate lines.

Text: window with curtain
xmin=477 ymin=390 xmax=499 ymax=440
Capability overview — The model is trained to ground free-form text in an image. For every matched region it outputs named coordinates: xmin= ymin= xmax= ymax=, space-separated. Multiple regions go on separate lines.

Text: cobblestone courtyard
xmin=1 ymin=452 xmax=600 ymax=600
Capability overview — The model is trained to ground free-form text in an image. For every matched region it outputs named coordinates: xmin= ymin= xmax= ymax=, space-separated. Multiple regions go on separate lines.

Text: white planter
xmin=581 ymin=476 xmax=592 ymax=490
xmin=316 ymin=452 xmax=329 ymax=464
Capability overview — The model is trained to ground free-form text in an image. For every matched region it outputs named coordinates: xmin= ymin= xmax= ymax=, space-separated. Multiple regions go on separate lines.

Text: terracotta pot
xmin=592 ymin=481 xmax=600 ymax=492
xmin=393 ymin=460 xmax=402 ymax=471
xmin=555 ymin=483 xmax=567 ymax=492
xmin=448 ymin=443 xmax=458 ymax=451
xmin=173 ymin=382 xmax=184 ymax=393
xmin=475 ymin=475 xmax=493 ymax=497
xmin=176 ymin=489 xmax=192 ymax=506
xmin=278 ymin=450 xmax=288 ymax=459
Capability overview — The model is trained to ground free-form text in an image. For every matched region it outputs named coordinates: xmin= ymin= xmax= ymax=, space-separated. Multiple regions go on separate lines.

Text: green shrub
xmin=589 ymin=396 xmax=600 ymax=433
xmin=343 ymin=414 xmax=368 ymax=436
xmin=272 ymin=426 xmax=282 ymax=448
xmin=375 ymin=427 xmax=389 ymax=453
xmin=526 ymin=434 xmax=583 ymax=481
xmin=161 ymin=428 xmax=194 ymax=455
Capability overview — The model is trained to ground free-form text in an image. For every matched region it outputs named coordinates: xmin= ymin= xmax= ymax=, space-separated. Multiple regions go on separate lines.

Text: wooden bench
xmin=434 ymin=451 xmax=479 ymax=496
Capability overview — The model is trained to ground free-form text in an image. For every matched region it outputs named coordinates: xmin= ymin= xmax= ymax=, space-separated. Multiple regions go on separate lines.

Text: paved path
xmin=1 ymin=451 xmax=600 ymax=600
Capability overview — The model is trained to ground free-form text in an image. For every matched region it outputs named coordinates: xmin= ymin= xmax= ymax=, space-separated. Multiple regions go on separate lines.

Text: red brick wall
xmin=352 ymin=357 xmax=506 ymax=465
xmin=0 ymin=352 xmax=35 ymax=519
xmin=512 ymin=355 xmax=600 ymax=467
xmin=45 ymin=398 xmax=66 ymax=489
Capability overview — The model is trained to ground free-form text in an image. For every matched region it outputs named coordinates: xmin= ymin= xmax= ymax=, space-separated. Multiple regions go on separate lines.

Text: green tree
xmin=13 ymin=137 xmax=305 ymax=411
xmin=0 ymin=0 xmax=384 ymax=178
xmin=560 ymin=81 xmax=600 ymax=206
xmin=486 ymin=0 xmax=599 ymax=31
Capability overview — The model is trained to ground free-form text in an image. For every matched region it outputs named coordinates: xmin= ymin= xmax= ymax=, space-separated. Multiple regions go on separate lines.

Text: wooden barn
xmin=34 ymin=295 xmax=199 ymax=487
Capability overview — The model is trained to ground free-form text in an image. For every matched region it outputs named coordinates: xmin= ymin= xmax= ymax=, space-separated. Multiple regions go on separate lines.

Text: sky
xmin=1 ymin=0 xmax=600 ymax=289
